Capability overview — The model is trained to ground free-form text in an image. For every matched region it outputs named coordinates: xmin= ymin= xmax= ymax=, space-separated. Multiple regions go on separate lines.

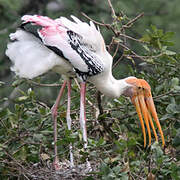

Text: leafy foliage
xmin=0 ymin=0 xmax=180 ymax=179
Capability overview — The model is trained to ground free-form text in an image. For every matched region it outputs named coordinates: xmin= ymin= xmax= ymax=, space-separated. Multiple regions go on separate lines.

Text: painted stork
xmin=6 ymin=15 xmax=165 ymax=170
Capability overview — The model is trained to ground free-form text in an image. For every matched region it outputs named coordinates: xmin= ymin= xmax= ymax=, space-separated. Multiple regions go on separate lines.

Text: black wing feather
xmin=67 ymin=30 xmax=104 ymax=81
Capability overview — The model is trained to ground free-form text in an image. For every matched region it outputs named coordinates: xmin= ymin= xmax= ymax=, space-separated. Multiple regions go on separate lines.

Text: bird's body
xmin=6 ymin=15 xmax=165 ymax=170
xmin=7 ymin=15 xmax=127 ymax=98
xmin=7 ymin=15 xmax=103 ymax=79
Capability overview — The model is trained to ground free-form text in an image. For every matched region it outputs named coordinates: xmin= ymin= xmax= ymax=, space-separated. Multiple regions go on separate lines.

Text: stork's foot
xmin=86 ymin=159 xmax=92 ymax=172
xmin=53 ymin=159 xmax=61 ymax=171
xmin=69 ymin=158 xmax=74 ymax=168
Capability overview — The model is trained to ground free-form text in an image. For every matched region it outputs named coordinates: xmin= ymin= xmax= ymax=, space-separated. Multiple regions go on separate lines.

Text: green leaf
xmin=174 ymin=86 xmax=180 ymax=91
xmin=166 ymin=104 xmax=180 ymax=114
xmin=160 ymin=114 xmax=173 ymax=121
xmin=151 ymin=25 xmax=157 ymax=33
xmin=113 ymin=37 xmax=123 ymax=43
xmin=157 ymin=39 xmax=162 ymax=49
xmin=27 ymin=88 xmax=35 ymax=97
xmin=163 ymin=41 xmax=174 ymax=46
xmin=12 ymin=79 xmax=25 ymax=87
xmin=171 ymin=77 xmax=179 ymax=88
xmin=16 ymin=96 xmax=28 ymax=101
xmin=140 ymin=34 xmax=151 ymax=42
xmin=100 ymin=163 xmax=111 ymax=175
xmin=157 ymin=29 xmax=163 ymax=37
xmin=165 ymin=50 xmax=176 ymax=56
xmin=162 ymin=32 xmax=175 ymax=40
xmin=142 ymin=44 xmax=150 ymax=51
xmin=112 ymin=166 xmax=121 ymax=174
xmin=151 ymin=142 xmax=163 ymax=158
xmin=0 ymin=108 xmax=8 ymax=117
xmin=0 ymin=81 xmax=5 ymax=86
xmin=97 ymin=137 xmax=106 ymax=146
xmin=33 ymin=134 xmax=43 ymax=141
xmin=172 ymin=129 xmax=180 ymax=147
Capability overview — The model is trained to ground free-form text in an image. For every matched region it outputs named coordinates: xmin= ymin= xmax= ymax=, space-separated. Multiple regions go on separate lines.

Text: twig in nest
xmin=4 ymin=149 xmax=28 ymax=173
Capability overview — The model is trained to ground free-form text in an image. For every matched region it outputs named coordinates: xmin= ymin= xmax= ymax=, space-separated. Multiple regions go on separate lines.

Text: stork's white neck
xmin=90 ymin=74 xmax=131 ymax=98
xmin=88 ymin=50 xmax=133 ymax=98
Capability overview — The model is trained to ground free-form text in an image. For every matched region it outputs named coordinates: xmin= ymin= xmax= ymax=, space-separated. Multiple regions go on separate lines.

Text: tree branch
xmin=107 ymin=0 xmax=116 ymax=17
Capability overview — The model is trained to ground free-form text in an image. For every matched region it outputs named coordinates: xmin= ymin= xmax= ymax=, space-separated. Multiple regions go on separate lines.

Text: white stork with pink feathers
xmin=6 ymin=15 xmax=165 ymax=170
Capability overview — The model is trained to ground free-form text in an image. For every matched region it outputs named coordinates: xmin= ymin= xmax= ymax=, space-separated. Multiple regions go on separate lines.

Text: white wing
xmin=55 ymin=15 xmax=105 ymax=53
xmin=6 ymin=30 xmax=73 ymax=79
xmin=6 ymin=15 xmax=106 ymax=81
xmin=33 ymin=15 xmax=105 ymax=80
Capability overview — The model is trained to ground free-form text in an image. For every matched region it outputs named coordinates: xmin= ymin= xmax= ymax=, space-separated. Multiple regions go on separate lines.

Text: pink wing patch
xmin=22 ymin=15 xmax=57 ymax=27
xmin=22 ymin=15 xmax=67 ymax=42
xmin=39 ymin=26 xmax=66 ymax=37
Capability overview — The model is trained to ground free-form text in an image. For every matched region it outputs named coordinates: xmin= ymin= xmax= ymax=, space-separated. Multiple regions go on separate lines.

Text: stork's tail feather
xmin=6 ymin=30 xmax=60 ymax=79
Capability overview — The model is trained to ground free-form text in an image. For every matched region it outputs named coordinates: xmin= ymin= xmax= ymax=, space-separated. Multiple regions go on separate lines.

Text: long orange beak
xmin=125 ymin=78 xmax=165 ymax=147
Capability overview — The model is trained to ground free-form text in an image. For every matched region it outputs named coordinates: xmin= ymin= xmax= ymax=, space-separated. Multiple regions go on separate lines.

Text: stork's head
xmin=123 ymin=77 xmax=165 ymax=147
